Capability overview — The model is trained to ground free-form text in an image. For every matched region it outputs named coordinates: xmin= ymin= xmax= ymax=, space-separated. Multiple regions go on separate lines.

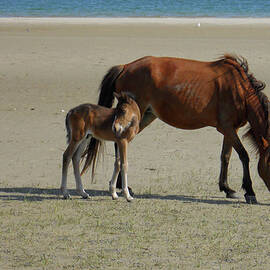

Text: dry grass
xmin=1 ymin=173 xmax=270 ymax=270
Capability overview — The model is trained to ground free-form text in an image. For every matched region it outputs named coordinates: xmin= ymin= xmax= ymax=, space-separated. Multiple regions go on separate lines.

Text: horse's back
xmin=116 ymin=56 xmax=247 ymax=129
xmin=117 ymin=57 xmax=218 ymax=128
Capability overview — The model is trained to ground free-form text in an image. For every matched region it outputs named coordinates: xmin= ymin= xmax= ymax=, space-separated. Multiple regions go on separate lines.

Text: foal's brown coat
xmin=93 ymin=54 xmax=269 ymax=203
xmin=61 ymin=92 xmax=140 ymax=201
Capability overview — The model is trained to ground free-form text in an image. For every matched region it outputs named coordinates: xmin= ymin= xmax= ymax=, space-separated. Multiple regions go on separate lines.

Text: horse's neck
xmin=246 ymin=93 xmax=267 ymax=150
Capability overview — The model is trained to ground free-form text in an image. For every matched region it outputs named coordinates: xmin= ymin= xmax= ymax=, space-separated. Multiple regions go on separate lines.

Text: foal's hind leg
xmin=222 ymin=129 xmax=257 ymax=204
xmin=61 ymin=141 xmax=80 ymax=199
xmin=72 ymin=138 xmax=90 ymax=199
xmin=219 ymin=136 xmax=238 ymax=199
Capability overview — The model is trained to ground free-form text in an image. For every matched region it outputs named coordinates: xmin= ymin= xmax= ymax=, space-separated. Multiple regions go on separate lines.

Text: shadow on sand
xmin=1 ymin=187 xmax=269 ymax=205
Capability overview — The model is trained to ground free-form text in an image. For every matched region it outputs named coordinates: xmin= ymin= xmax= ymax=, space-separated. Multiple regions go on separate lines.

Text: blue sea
xmin=0 ymin=0 xmax=269 ymax=18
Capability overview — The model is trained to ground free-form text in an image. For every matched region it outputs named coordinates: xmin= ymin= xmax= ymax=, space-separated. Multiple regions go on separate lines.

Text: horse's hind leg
xmin=61 ymin=141 xmax=80 ymax=199
xmin=222 ymin=129 xmax=257 ymax=204
xmin=219 ymin=136 xmax=238 ymax=199
xmin=72 ymin=138 xmax=90 ymax=199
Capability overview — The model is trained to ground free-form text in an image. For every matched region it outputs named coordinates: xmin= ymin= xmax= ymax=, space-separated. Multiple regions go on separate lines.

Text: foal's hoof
xmin=82 ymin=194 xmax=90 ymax=199
xmin=226 ymin=192 xmax=239 ymax=199
xmin=128 ymin=187 xmax=134 ymax=197
xmin=126 ymin=196 xmax=134 ymax=202
xmin=111 ymin=194 xmax=119 ymax=200
xmin=120 ymin=187 xmax=134 ymax=197
xmin=63 ymin=194 xmax=72 ymax=200
xmin=244 ymin=194 xmax=258 ymax=204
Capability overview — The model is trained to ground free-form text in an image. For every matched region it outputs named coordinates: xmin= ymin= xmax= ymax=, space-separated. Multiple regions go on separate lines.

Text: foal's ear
xmin=122 ymin=92 xmax=133 ymax=104
xmin=113 ymin=92 xmax=121 ymax=100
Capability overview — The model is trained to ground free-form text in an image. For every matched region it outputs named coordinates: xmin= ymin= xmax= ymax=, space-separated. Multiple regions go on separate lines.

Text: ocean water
xmin=0 ymin=0 xmax=269 ymax=18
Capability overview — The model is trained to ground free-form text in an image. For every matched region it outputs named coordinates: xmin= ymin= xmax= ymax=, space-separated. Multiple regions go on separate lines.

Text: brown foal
xmin=60 ymin=92 xmax=141 ymax=201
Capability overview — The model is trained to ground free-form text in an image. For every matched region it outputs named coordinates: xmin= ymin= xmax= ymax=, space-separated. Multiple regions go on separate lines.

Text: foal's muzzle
xmin=112 ymin=122 xmax=124 ymax=138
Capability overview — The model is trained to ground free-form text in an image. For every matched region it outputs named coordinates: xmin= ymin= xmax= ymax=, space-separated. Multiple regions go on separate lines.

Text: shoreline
xmin=0 ymin=17 xmax=270 ymax=25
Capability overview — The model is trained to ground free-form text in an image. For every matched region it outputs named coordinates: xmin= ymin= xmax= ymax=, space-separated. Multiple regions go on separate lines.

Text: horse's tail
xmin=98 ymin=65 xmax=124 ymax=107
xmin=81 ymin=65 xmax=123 ymax=179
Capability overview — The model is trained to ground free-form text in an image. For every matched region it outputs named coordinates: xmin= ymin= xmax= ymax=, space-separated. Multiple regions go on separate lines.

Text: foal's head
xmin=112 ymin=92 xmax=140 ymax=140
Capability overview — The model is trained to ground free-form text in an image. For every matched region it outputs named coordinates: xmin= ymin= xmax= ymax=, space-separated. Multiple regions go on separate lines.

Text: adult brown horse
xmin=84 ymin=54 xmax=270 ymax=204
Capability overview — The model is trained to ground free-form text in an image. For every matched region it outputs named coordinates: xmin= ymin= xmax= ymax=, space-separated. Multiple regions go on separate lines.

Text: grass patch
xmin=0 ymin=166 xmax=270 ymax=270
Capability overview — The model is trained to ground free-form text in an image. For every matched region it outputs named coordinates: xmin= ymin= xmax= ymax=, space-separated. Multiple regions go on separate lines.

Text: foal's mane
xmin=217 ymin=54 xmax=268 ymax=152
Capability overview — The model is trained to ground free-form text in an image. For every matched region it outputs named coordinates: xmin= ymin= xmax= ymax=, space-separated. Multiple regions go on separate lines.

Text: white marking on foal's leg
xmin=72 ymin=138 xmax=90 ymax=199
xmin=109 ymin=155 xmax=121 ymax=200
xmin=61 ymin=161 xmax=70 ymax=199
xmin=121 ymin=162 xmax=133 ymax=202
xmin=61 ymin=156 xmax=72 ymax=199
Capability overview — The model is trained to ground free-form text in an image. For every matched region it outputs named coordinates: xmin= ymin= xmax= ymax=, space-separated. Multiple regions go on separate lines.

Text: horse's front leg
xmin=72 ymin=139 xmax=90 ymax=199
xmin=222 ymin=129 xmax=257 ymax=204
xmin=219 ymin=136 xmax=238 ymax=199
xmin=118 ymin=139 xmax=133 ymax=202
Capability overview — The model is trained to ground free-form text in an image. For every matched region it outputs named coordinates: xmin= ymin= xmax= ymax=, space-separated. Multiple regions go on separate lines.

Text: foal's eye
xmin=120 ymin=107 xmax=127 ymax=115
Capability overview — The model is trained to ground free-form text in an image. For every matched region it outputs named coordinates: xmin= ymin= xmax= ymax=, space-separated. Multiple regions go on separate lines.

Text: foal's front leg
xmin=115 ymin=110 xmax=157 ymax=193
xmin=118 ymin=139 xmax=133 ymax=202
xmin=109 ymin=146 xmax=121 ymax=200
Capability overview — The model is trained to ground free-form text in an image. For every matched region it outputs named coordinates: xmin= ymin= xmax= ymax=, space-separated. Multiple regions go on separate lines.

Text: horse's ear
xmin=261 ymin=136 xmax=269 ymax=149
xmin=113 ymin=92 xmax=121 ymax=100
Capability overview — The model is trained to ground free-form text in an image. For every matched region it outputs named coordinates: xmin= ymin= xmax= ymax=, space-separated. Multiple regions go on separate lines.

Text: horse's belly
xmin=150 ymin=104 xmax=217 ymax=130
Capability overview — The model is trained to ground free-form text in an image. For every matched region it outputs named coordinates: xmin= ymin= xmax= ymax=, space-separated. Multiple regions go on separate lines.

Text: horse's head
xmin=257 ymin=97 xmax=270 ymax=192
xmin=258 ymin=137 xmax=270 ymax=192
xmin=112 ymin=92 xmax=140 ymax=140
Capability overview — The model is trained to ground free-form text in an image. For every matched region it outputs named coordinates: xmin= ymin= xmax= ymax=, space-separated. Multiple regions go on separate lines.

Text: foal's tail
xmin=80 ymin=138 xmax=103 ymax=180
xmin=81 ymin=65 xmax=124 ymax=179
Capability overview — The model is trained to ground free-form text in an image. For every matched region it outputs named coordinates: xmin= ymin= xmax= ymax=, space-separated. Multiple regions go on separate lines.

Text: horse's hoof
xmin=226 ymin=192 xmax=239 ymax=199
xmin=244 ymin=194 xmax=257 ymax=204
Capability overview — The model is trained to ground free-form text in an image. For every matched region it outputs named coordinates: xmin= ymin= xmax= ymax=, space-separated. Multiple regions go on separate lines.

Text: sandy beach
xmin=1 ymin=18 xmax=270 ymax=190
xmin=1 ymin=18 xmax=270 ymax=269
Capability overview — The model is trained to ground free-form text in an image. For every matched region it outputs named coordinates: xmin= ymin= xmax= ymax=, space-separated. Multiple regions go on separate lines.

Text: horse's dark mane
xmin=243 ymin=91 xmax=270 ymax=154
xmin=221 ymin=54 xmax=266 ymax=92
xmin=219 ymin=54 xmax=269 ymax=152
